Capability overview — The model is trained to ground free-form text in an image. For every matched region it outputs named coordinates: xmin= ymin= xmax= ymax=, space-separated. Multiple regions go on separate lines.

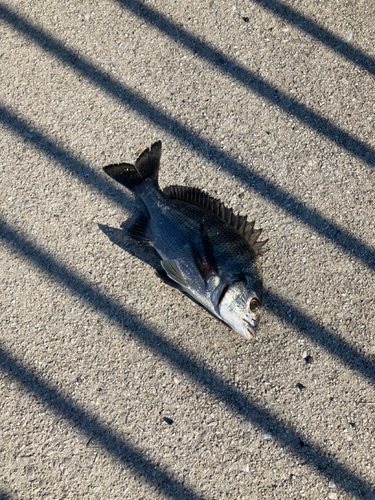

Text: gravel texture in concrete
xmin=0 ymin=0 xmax=374 ymax=499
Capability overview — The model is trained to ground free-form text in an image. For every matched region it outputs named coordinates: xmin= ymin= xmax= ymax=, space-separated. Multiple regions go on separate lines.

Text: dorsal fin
xmin=163 ymin=185 xmax=268 ymax=255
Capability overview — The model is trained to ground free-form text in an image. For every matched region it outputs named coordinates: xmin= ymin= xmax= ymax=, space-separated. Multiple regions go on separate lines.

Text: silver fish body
xmin=104 ymin=141 xmax=267 ymax=339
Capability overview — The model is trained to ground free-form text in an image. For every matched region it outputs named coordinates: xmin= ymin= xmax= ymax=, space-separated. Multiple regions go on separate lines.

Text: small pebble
xmin=262 ymin=433 xmax=273 ymax=440
xmin=242 ymin=463 xmax=249 ymax=472
xmin=329 ymin=480 xmax=336 ymax=488
xmin=296 ymin=382 xmax=305 ymax=390
xmin=304 ymin=355 xmax=313 ymax=364
xmin=163 ymin=417 xmax=173 ymax=425
xmin=25 ymin=465 xmax=34 ymax=479
xmin=328 ymin=493 xmax=337 ymax=500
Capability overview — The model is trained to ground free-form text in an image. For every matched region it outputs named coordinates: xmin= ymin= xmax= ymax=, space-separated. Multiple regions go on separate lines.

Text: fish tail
xmin=103 ymin=141 xmax=161 ymax=191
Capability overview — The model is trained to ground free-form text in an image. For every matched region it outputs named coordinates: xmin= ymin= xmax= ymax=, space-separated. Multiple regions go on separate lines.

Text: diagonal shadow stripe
xmin=0 ymin=111 xmax=374 ymax=276
xmin=264 ymin=290 xmax=375 ymax=381
xmin=101 ymin=222 xmax=375 ymax=388
xmin=114 ymin=0 xmax=375 ymax=168
xmin=1 ymin=4 xmax=374 ymax=271
xmin=2 ymin=101 xmax=373 ymax=285
xmin=1 ymin=220 xmax=374 ymax=498
xmin=0 ymin=347 xmax=205 ymax=500
xmin=118 ymin=0 xmax=375 ymax=77
xmin=250 ymin=0 xmax=375 ymax=76
xmin=0 ymin=487 xmax=13 ymax=500
xmin=2 ymin=96 xmax=373 ymax=393
xmin=0 ymin=104 xmax=130 ymax=208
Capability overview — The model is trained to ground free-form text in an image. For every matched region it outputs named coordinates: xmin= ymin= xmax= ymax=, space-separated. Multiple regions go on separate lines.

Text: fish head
xmin=218 ymin=279 xmax=262 ymax=340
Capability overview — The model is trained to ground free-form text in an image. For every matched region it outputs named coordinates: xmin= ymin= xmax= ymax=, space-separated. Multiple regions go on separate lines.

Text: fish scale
xmin=148 ymin=197 xmax=259 ymax=275
xmin=103 ymin=141 xmax=267 ymax=340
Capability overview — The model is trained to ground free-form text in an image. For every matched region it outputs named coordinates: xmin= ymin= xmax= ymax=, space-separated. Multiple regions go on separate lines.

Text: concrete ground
xmin=0 ymin=0 xmax=374 ymax=499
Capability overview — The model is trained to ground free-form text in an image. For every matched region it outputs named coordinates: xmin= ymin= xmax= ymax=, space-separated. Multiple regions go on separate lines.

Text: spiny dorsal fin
xmin=163 ymin=185 xmax=268 ymax=255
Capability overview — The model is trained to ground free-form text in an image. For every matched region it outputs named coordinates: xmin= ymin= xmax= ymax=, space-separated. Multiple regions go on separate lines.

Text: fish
xmin=103 ymin=141 xmax=268 ymax=339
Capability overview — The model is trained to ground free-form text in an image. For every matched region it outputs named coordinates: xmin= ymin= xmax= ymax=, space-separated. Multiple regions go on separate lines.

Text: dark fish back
xmin=150 ymin=195 xmax=259 ymax=278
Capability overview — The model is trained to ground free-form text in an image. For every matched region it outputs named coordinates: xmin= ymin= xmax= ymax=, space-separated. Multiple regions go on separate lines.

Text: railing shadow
xmin=1 ymin=2 xmax=374 ymax=496
xmin=250 ymin=0 xmax=375 ymax=76
xmin=0 ymin=104 xmax=129 ymax=210
xmin=1 ymin=220 xmax=374 ymax=498
xmin=1 ymin=111 xmax=374 ymax=280
xmin=0 ymin=4 xmax=374 ymax=272
xmin=3 ymin=100 xmax=373 ymax=387
xmin=100 ymin=223 xmax=375 ymax=385
xmin=113 ymin=0 xmax=375 ymax=168
xmin=116 ymin=0 xmax=375 ymax=77
xmin=0 ymin=488 xmax=13 ymax=500
xmin=0 ymin=346 xmax=205 ymax=500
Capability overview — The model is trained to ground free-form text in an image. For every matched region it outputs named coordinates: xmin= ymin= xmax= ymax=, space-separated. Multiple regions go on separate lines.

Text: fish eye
xmin=249 ymin=298 xmax=261 ymax=313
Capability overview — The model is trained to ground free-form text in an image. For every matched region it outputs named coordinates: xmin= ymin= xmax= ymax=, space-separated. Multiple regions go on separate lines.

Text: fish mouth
xmin=243 ymin=319 xmax=256 ymax=339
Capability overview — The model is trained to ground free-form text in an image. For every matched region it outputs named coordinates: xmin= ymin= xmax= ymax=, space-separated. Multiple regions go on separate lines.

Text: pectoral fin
xmin=200 ymin=220 xmax=218 ymax=275
xmin=160 ymin=260 xmax=189 ymax=288
xmin=191 ymin=220 xmax=218 ymax=282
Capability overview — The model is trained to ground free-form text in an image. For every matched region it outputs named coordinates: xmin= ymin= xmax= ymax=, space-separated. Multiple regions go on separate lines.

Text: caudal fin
xmin=103 ymin=140 xmax=161 ymax=191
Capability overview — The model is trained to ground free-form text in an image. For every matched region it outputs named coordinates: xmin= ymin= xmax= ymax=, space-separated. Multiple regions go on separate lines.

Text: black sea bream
xmin=104 ymin=141 xmax=268 ymax=339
